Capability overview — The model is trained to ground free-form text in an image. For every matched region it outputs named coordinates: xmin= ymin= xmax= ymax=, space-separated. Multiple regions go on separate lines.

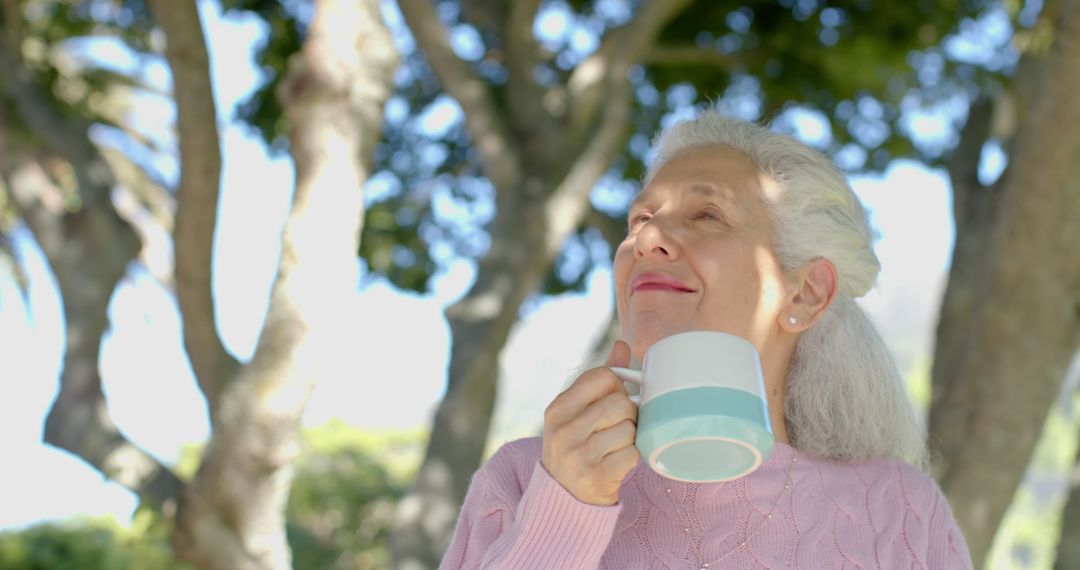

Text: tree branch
xmin=544 ymin=87 xmax=632 ymax=257
xmin=586 ymin=205 xmax=628 ymax=254
xmin=0 ymin=33 xmax=114 ymax=208
xmin=456 ymin=0 xmax=544 ymax=132
xmin=929 ymin=96 xmax=1000 ymax=448
xmin=100 ymin=146 xmax=175 ymax=231
xmin=102 ymin=148 xmax=177 ymax=289
xmin=645 ymin=44 xmax=735 ymax=68
xmin=543 ymin=1 xmax=693 ymax=258
xmin=148 ymin=0 xmax=239 ymax=416
xmin=930 ymin=0 xmax=1080 ymax=564
xmin=506 ymin=0 xmax=542 ymax=47
xmin=0 ymin=0 xmax=22 ymax=49
xmin=568 ymin=0 xmax=694 ymax=130
xmin=584 ymin=205 xmax=629 ymax=367
xmin=1056 ymin=373 xmax=1080 ymax=570
xmin=458 ymin=0 xmax=503 ymax=34
xmin=45 ymin=389 xmax=184 ymax=514
xmin=0 ymin=120 xmax=182 ymax=514
xmin=0 ymin=230 xmax=29 ymax=300
xmin=172 ymin=0 xmax=398 ymax=566
xmin=946 ymin=97 xmax=993 ymax=236
xmin=397 ymin=0 xmax=522 ymax=190
xmin=503 ymin=0 xmax=547 ymax=130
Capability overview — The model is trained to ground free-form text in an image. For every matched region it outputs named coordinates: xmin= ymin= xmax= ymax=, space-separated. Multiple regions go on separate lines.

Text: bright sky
xmin=0 ymin=1 xmax=961 ymax=531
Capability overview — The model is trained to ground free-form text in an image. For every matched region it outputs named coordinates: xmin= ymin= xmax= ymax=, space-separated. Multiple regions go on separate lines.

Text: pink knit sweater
xmin=440 ymin=437 xmax=972 ymax=569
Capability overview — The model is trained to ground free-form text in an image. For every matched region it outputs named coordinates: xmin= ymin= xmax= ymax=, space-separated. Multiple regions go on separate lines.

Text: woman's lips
xmin=631 ymin=272 xmax=695 ymax=295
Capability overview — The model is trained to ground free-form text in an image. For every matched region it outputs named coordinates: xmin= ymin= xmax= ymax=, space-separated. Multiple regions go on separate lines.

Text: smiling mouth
xmin=633 ymin=283 xmax=694 ymax=294
xmin=630 ymin=273 xmax=696 ymax=296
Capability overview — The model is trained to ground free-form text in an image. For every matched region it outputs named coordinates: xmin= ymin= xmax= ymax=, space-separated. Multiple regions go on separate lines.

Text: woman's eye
xmin=694 ymin=210 xmax=722 ymax=222
xmin=628 ymin=212 xmax=652 ymax=228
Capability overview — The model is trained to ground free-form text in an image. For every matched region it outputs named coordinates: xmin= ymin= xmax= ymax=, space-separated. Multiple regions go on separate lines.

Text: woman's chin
xmin=627 ymin=326 xmax=688 ymax=358
xmin=628 ymin=322 xmax=755 ymax=358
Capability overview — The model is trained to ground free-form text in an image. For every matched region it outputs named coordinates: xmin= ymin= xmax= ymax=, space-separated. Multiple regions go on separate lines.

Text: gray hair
xmin=644 ymin=110 xmax=927 ymax=468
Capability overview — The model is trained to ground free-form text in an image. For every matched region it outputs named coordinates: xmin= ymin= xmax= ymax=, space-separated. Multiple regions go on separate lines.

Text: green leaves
xmin=211 ymin=0 xmax=1001 ymax=298
xmin=360 ymin=194 xmax=436 ymax=293
xmin=0 ymin=425 xmax=422 ymax=570
xmin=0 ymin=516 xmax=189 ymax=570
xmin=230 ymin=5 xmax=303 ymax=150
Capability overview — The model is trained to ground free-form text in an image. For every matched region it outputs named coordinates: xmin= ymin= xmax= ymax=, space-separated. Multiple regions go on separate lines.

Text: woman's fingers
xmin=606 ymin=340 xmax=631 ymax=368
xmin=568 ymin=391 xmax=637 ymax=438
xmin=545 ymin=367 xmax=625 ymax=426
xmin=600 ymin=439 xmax=641 ymax=477
xmin=585 ymin=418 xmax=637 ymax=464
xmin=540 ymin=341 xmax=640 ymax=506
xmin=546 ymin=340 xmax=631 ymax=424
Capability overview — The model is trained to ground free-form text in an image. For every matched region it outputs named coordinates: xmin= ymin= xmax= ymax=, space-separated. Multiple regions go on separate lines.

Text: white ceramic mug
xmin=611 ymin=330 xmax=774 ymax=482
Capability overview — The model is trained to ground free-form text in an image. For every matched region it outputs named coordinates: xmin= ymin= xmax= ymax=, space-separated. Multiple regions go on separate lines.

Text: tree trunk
xmin=390 ymin=1 xmax=691 ymax=566
xmin=0 ymin=25 xmax=183 ymax=513
xmin=146 ymin=0 xmax=239 ymax=419
xmin=1057 ymin=417 xmax=1080 ymax=570
xmin=165 ymin=0 xmax=397 ymax=568
xmin=585 ymin=207 xmax=632 ymax=365
xmin=929 ymin=99 xmax=997 ymax=403
xmin=927 ymin=2 xmax=1080 ymax=566
xmin=390 ymin=195 xmax=554 ymax=568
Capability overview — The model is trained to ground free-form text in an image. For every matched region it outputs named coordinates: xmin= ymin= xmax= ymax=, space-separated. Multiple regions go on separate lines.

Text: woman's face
xmin=614 ymin=145 xmax=793 ymax=360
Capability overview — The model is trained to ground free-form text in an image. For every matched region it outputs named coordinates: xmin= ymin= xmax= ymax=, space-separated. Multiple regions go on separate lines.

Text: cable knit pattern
xmin=440 ymin=438 xmax=972 ymax=569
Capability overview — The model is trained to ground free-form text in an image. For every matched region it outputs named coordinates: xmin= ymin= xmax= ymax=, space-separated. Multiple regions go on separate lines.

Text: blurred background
xmin=0 ymin=0 xmax=1077 ymax=568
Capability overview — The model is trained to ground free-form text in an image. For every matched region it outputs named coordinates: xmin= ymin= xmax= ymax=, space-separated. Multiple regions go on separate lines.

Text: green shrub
xmin=286 ymin=422 xmax=422 ymax=570
xmin=0 ymin=424 xmax=423 ymax=570
xmin=0 ymin=515 xmax=187 ymax=570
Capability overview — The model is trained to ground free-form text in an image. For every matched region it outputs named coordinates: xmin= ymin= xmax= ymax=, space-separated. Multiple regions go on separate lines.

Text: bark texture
xmin=148 ymin=0 xmax=239 ymax=417
xmin=1057 ymin=420 xmax=1080 ymax=570
xmin=3 ymin=0 xmax=396 ymax=567
xmin=0 ymin=18 xmax=182 ymax=513
xmin=162 ymin=0 xmax=398 ymax=568
xmin=390 ymin=1 xmax=693 ymax=567
xmin=928 ymin=2 xmax=1080 ymax=566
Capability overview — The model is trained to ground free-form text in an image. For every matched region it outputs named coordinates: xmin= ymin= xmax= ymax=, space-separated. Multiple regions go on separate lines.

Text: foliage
xmin=0 ymin=425 xmax=424 ymax=569
xmin=221 ymin=0 xmax=1006 ymax=297
xmin=645 ymin=0 xmax=999 ymax=160
xmin=0 ymin=0 xmax=171 ymax=230
xmin=220 ymin=0 xmax=304 ymax=153
xmin=284 ymin=421 xmax=423 ymax=570
xmin=173 ymin=422 xmax=424 ymax=570
xmin=0 ymin=513 xmax=187 ymax=570
xmin=907 ymin=355 xmax=1080 ymax=569
xmin=3 ymin=410 xmax=1073 ymax=569
xmin=4 ymin=0 xmax=159 ymax=132
xmin=985 ymin=392 xmax=1080 ymax=570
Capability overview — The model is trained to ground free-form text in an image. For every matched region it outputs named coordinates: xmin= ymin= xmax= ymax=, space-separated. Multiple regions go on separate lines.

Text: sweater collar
xmin=628 ymin=440 xmax=804 ymax=489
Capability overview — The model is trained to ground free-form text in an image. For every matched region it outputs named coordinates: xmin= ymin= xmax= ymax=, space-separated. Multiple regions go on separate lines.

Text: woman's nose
xmin=633 ymin=217 xmax=678 ymax=259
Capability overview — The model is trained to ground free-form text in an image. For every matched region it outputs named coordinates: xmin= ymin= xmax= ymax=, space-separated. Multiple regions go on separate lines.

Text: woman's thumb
xmin=606 ymin=340 xmax=631 ymax=368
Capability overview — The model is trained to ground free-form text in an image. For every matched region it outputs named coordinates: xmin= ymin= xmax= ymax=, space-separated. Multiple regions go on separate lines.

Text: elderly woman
xmin=439 ymin=112 xmax=972 ymax=569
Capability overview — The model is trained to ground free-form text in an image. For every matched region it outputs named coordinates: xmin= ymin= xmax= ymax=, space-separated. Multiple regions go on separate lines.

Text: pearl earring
xmin=787 ymin=316 xmax=797 ymax=325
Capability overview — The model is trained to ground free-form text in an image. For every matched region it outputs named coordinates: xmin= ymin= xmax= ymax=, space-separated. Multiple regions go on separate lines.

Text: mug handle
xmin=609 ymin=367 xmax=642 ymax=403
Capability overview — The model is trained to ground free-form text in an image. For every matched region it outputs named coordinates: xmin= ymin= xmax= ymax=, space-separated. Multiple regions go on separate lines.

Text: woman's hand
xmin=541 ymin=341 xmax=640 ymax=506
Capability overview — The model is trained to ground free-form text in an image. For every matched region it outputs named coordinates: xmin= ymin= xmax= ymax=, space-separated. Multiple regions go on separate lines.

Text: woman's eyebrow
xmin=628 ymin=191 xmax=654 ymax=212
xmin=628 ymin=181 xmax=739 ymax=214
xmin=688 ymin=182 xmax=734 ymax=203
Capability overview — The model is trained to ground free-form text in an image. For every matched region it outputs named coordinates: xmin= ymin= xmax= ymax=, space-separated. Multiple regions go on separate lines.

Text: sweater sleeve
xmin=925 ymin=485 xmax=974 ymax=570
xmin=894 ymin=462 xmax=972 ymax=570
xmin=439 ymin=440 xmax=622 ymax=569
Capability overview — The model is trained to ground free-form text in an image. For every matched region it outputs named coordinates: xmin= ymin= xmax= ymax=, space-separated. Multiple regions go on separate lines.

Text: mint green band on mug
xmin=640 ymin=386 xmax=770 ymax=427
xmin=636 ymin=386 xmax=774 ymax=481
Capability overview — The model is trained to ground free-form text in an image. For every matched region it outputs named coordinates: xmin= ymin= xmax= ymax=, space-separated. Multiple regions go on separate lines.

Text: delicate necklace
xmin=662 ymin=453 xmax=797 ymax=569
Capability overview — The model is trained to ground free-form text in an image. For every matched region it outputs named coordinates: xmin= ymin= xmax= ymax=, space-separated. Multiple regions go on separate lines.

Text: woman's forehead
xmin=631 ymin=179 xmax=738 ymax=209
xmin=634 ymin=154 xmax=767 ymax=211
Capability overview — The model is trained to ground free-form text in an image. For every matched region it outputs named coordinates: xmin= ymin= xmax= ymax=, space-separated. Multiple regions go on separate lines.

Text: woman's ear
xmin=780 ymin=258 xmax=838 ymax=332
